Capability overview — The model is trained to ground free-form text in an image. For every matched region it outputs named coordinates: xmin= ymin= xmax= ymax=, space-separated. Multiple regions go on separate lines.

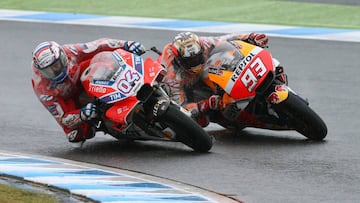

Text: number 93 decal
xmin=241 ymin=57 xmax=267 ymax=92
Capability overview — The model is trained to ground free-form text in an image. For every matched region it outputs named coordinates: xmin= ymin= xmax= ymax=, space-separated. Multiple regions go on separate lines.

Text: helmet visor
xmin=39 ymin=60 xmax=66 ymax=80
xmin=177 ymin=53 xmax=205 ymax=70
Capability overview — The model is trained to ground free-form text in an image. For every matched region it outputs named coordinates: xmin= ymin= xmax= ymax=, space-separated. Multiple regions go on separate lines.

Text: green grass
xmin=0 ymin=183 xmax=59 ymax=203
xmin=0 ymin=0 xmax=360 ymax=29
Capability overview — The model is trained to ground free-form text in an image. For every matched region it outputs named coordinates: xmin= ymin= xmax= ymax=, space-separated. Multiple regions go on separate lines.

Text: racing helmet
xmin=32 ymin=41 xmax=68 ymax=83
xmin=172 ymin=32 xmax=205 ymax=74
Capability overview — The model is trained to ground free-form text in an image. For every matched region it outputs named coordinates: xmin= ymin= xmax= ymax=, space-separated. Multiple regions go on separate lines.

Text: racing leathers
xmin=31 ymin=38 xmax=143 ymax=143
xmin=161 ymin=33 xmax=269 ymax=127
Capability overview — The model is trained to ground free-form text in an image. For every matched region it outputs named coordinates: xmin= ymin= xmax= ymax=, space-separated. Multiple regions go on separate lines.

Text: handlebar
xmin=150 ymin=46 xmax=162 ymax=55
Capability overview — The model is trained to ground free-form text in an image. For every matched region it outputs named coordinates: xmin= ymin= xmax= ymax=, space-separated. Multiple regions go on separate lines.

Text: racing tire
xmin=158 ymin=104 xmax=214 ymax=152
xmin=274 ymin=91 xmax=327 ymax=140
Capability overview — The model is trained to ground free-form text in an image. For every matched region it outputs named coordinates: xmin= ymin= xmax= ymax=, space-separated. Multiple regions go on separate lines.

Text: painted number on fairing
xmin=117 ymin=69 xmax=141 ymax=94
xmin=241 ymin=57 xmax=267 ymax=92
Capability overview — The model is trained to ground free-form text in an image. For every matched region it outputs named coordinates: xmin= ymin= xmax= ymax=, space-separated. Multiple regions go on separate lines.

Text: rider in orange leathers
xmin=161 ymin=32 xmax=287 ymax=127
xmin=31 ymin=39 xmax=146 ymax=146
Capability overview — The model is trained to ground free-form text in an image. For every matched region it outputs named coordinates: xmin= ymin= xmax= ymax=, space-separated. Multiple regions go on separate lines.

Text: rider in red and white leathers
xmin=31 ymin=39 xmax=146 ymax=144
xmin=161 ymin=32 xmax=273 ymax=127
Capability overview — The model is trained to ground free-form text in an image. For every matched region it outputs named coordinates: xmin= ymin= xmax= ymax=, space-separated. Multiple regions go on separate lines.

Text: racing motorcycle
xmin=201 ymin=40 xmax=327 ymax=140
xmin=153 ymin=39 xmax=327 ymax=140
xmin=79 ymin=49 xmax=213 ymax=152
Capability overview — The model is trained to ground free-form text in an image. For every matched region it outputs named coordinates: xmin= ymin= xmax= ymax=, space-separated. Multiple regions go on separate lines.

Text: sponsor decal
xmin=88 ymin=85 xmax=107 ymax=93
xmin=134 ymin=55 xmax=143 ymax=73
xmin=39 ymin=94 xmax=53 ymax=102
xmin=67 ymin=45 xmax=79 ymax=55
xmin=153 ymin=100 xmax=168 ymax=117
xmin=111 ymin=52 xmax=127 ymax=81
xmin=231 ymin=52 xmax=255 ymax=82
xmin=209 ymin=67 xmax=223 ymax=75
xmin=62 ymin=114 xmax=81 ymax=128
xmin=229 ymin=40 xmax=243 ymax=50
xmin=116 ymin=106 xmax=130 ymax=114
xmin=268 ymin=85 xmax=288 ymax=104
xmin=101 ymin=92 xmax=125 ymax=103
xmin=107 ymin=40 xmax=121 ymax=48
xmin=47 ymin=104 xmax=59 ymax=116
xmin=93 ymin=80 xmax=114 ymax=86
xmin=46 ymin=102 xmax=64 ymax=119
xmin=67 ymin=130 xmax=78 ymax=141
xmin=82 ymin=42 xmax=98 ymax=53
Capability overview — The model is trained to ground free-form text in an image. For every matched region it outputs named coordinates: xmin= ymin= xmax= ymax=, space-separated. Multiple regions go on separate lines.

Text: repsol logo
xmin=231 ymin=52 xmax=255 ymax=82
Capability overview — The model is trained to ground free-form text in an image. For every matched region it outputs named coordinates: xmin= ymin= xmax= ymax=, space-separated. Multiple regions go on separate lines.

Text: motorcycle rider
xmin=161 ymin=31 xmax=287 ymax=127
xmin=31 ymin=39 xmax=146 ymax=146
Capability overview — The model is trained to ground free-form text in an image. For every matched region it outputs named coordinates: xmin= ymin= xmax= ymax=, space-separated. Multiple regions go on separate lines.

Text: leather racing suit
xmin=31 ymin=38 xmax=135 ymax=143
xmin=161 ymin=33 xmax=257 ymax=127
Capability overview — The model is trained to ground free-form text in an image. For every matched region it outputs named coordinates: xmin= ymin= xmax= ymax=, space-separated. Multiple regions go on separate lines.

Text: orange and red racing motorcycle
xmin=200 ymin=40 xmax=327 ymax=140
xmin=154 ymin=39 xmax=327 ymax=140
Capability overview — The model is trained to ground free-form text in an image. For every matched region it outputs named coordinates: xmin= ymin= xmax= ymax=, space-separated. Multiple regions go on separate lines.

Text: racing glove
xmin=184 ymin=103 xmax=210 ymax=128
xmin=248 ymin=33 xmax=269 ymax=48
xmin=80 ymin=103 xmax=98 ymax=121
xmin=124 ymin=41 xmax=146 ymax=55
xmin=184 ymin=95 xmax=222 ymax=119
xmin=197 ymin=95 xmax=222 ymax=113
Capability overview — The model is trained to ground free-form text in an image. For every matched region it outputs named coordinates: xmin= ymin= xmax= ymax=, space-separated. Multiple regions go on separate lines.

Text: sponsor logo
xmin=111 ymin=52 xmax=127 ymax=81
xmin=62 ymin=114 xmax=81 ymax=128
xmin=134 ymin=55 xmax=143 ymax=73
xmin=108 ymin=40 xmax=121 ymax=48
xmin=93 ymin=80 xmax=114 ymax=86
xmin=67 ymin=130 xmax=78 ymax=141
xmin=116 ymin=106 xmax=130 ymax=114
xmin=268 ymin=85 xmax=288 ymax=104
xmin=101 ymin=92 xmax=125 ymax=103
xmin=231 ymin=52 xmax=255 ymax=82
xmin=209 ymin=67 xmax=223 ymax=75
xmin=153 ymin=100 xmax=168 ymax=117
xmin=39 ymin=94 xmax=53 ymax=102
xmin=46 ymin=102 xmax=64 ymax=119
xmin=47 ymin=104 xmax=59 ymax=116
xmin=88 ymin=85 xmax=107 ymax=93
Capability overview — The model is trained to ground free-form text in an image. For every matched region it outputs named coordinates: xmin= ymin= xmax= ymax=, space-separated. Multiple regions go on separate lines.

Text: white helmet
xmin=172 ymin=32 xmax=205 ymax=74
xmin=32 ymin=41 xmax=68 ymax=83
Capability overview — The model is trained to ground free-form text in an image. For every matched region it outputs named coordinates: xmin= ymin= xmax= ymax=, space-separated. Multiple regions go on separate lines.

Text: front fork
xmin=137 ymin=83 xmax=188 ymax=119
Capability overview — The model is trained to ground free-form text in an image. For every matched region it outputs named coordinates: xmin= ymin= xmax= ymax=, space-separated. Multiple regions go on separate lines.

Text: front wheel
xmin=157 ymin=104 xmax=213 ymax=152
xmin=274 ymin=91 xmax=327 ymax=140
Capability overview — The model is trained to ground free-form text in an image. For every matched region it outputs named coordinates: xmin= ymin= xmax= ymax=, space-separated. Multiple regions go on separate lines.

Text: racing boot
xmin=194 ymin=114 xmax=210 ymax=128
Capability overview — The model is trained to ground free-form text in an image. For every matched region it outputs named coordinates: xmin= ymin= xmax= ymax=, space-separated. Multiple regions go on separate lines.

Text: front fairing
xmin=80 ymin=49 xmax=166 ymax=127
xmin=81 ymin=50 xmax=143 ymax=103
xmin=206 ymin=40 xmax=275 ymax=100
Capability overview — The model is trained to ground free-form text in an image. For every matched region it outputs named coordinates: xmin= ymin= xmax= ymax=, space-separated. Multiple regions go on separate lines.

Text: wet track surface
xmin=1 ymin=20 xmax=360 ymax=203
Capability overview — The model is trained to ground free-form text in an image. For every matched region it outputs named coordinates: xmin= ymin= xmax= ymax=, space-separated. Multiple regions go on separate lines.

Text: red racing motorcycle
xmin=79 ymin=49 xmax=213 ymax=152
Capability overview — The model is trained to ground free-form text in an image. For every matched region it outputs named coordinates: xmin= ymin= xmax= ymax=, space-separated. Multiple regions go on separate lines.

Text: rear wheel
xmin=274 ymin=92 xmax=327 ymax=140
xmin=157 ymin=104 xmax=213 ymax=152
